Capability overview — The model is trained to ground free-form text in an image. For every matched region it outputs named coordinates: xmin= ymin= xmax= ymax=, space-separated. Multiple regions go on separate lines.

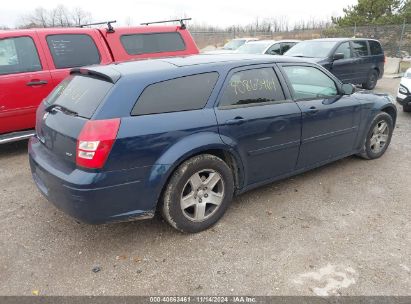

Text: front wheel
xmin=358 ymin=112 xmax=393 ymax=160
xmin=161 ymin=154 xmax=234 ymax=233
xmin=362 ymin=70 xmax=379 ymax=90
xmin=403 ymin=104 xmax=411 ymax=112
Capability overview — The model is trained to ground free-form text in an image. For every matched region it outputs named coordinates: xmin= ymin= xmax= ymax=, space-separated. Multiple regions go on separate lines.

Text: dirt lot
xmin=0 ymin=78 xmax=410 ymax=296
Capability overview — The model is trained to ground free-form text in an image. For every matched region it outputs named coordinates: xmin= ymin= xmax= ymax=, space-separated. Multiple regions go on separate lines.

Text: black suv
xmin=285 ymin=38 xmax=385 ymax=90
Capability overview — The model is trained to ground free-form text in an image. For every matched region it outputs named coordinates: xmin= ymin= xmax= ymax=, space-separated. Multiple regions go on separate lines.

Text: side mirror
xmin=341 ymin=83 xmax=355 ymax=95
xmin=333 ymin=53 xmax=345 ymax=61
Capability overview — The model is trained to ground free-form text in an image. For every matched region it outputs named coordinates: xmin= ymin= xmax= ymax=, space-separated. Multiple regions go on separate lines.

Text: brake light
xmin=76 ymin=119 xmax=120 ymax=169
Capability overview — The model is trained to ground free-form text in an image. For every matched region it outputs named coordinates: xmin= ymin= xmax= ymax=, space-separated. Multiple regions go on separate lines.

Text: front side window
xmin=334 ymin=42 xmax=353 ymax=59
xmin=219 ymin=68 xmax=285 ymax=107
xmin=132 ymin=73 xmax=218 ymax=116
xmin=352 ymin=40 xmax=369 ymax=57
xmin=0 ymin=36 xmax=41 ymax=75
xmin=283 ymin=66 xmax=338 ymax=100
xmin=46 ymin=34 xmax=101 ymax=69
xmin=121 ymin=32 xmax=186 ymax=55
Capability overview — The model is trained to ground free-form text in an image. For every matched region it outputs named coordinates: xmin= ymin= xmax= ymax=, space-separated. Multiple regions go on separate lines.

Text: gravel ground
xmin=0 ymin=78 xmax=410 ymax=296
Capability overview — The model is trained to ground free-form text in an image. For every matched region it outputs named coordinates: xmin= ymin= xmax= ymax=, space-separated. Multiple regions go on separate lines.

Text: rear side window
xmin=132 ymin=73 xmax=218 ymax=116
xmin=45 ymin=75 xmax=112 ymax=118
xmin=369 ymin=40 xmax=383 ymax=55
xmin=219 ymin=68 xmax=285 ymax=107
xmin=121 ymin=32 xmax=186 ymax=55
xmin=0 ymin=36 xmax=41 ymax=75
xmin=352 ymin=40 xmax=369 ymax=57
xmin=281 ymin=42 xmax=296 ymax=54
xmin=46 ymin=34 xmax=101 ymax=69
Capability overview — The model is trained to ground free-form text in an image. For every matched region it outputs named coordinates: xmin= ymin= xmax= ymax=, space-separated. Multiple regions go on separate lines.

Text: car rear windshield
xmin=120 ymin=32 xmax=186 ymax=55
xmin=236 ymin=42 xmax=272 ymax=54
xmin=285 ymin=41 xmax=337 ymax=58
xmin=45 ymin=75 xmax=113 ymax=119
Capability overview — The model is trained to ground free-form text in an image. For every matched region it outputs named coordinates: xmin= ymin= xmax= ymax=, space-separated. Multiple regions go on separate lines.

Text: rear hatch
xmin=35 ymin=70 xmax=116 ymax=169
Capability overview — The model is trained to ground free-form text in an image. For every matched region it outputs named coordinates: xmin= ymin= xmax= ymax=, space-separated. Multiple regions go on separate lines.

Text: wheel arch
xmin=380 ymin=104 xmax=397 ymax=125
xmin=147 ymin=132 xmax=245 ymax=211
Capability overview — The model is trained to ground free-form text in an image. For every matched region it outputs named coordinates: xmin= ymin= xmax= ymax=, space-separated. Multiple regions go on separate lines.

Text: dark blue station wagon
xmin=29 ymin=54 xmax=397 ymax=233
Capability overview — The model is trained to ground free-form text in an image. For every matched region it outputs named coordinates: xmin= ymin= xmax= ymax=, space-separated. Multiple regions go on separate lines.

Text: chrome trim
xmin=0 ymin=131 xmax=35 ymax=144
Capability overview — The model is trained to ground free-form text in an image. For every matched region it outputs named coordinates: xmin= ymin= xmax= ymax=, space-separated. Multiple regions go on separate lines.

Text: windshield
xmin=405 ymin=71 xmax=411 ymax=79
xmin=45 ymin=75 xmax=113 ymax=119
xmin=223 ymin=39 xmax=246 ymax=50
xmin=236 ymin=42 xmax=272 ymax=54
xmin=285 ymin=41 xmax=337 ymax=58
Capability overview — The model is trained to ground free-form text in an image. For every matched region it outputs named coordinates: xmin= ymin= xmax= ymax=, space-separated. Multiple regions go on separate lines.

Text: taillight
xmin=76 ymin=118 xmax=120 ymax=169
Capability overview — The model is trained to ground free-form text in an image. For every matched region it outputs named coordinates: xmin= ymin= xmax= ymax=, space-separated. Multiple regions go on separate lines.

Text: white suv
xmin=397 ymin=68 xmax=411 ymax=112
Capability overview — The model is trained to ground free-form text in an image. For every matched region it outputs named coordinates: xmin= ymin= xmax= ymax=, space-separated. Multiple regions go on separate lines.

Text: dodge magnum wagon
xmin=29 ymin=54 xmax=396 ymax=233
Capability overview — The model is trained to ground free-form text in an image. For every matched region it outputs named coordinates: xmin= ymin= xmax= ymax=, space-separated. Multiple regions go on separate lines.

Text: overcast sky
xmin=1 ymin=0 xmax=358 ymax=28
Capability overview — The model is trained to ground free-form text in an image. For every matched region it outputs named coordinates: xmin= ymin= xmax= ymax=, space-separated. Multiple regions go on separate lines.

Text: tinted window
xmin=280 ymin=42 xmax=296 ymax=54
xmin=266 ymin=43 xmax=281 ymax=55
xmin=369 ymin=40 xmax=383 ymax=55
xmin=45 ymin=76 xmax=113 ymax=118
xmin=121 ymin=33 xmax=186 ymax=55
xmin=334 ymin=42 xmax=352 ymax=59
xmin=0 ymin=37 xmax=41 ymax=75
xmin=283 ymin=66 xmax=338 ymax=100
xmin=219 ymin=68 xmax=285 ymax=107
xmin=352 ymin=40 xmax=369 ymax=57
xmin=46 ymin=34 xmax=101 ymax=69
xmin=132 ymin=73 xmax=218 ymax=116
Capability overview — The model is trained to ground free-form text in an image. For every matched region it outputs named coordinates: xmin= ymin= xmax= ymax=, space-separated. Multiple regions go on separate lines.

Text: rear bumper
xmin=28 ymin=136 xmax=159 ymax=224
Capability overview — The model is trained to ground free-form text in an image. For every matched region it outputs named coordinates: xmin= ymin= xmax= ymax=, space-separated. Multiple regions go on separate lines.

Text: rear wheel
xmin=161 ymin=154 xmax=234 ymax=233
xmin=358 ymin=112 xmax=393 ymax=160
xmin=362 ymin=69 xmax=379 ymax=90
xmin=403 ymin=104 xmax=411 ymax=112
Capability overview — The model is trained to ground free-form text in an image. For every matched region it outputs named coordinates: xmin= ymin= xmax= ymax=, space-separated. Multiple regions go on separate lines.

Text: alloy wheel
xmin=369 ymin=120 xmax=389 ymax=154
xmin=180 ymin=169 xmax=225 ymax=222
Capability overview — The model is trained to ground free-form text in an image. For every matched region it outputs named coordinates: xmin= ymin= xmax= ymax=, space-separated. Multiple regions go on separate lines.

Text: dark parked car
xmin=285 ymin=38 xmax=385 ymax=90
xmin=29 ymin=54 xmax=396 ymax=233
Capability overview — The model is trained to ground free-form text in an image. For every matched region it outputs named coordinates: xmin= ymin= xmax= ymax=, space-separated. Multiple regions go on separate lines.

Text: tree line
xmin=2 ymin=0 xmax=411 ymax=31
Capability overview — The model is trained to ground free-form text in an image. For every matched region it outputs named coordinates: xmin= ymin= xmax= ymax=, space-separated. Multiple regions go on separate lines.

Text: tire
xmin=403 ymin=104 xmax=411 ymax=112
xmin=358 ymin=112 xmax=393 ymax=160
xmin=161 ymin=154 xmax=234 ymax=233
xmin=362 ymin=69 xmax=379 ymax=90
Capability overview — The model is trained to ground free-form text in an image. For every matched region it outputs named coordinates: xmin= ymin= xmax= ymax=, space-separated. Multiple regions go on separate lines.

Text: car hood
xmin=353 ymin=90 xmax=396 ymax=105
xmin=400 ymin=77 xmax=411 ymax=89
xmin=286 ymin=56 xmax=328 ymax=64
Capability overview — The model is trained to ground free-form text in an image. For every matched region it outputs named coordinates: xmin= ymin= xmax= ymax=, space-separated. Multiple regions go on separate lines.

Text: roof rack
xmin=140 ymin=18 xmax=191 ymax=30
xmin=79 ymin=20 xmax=117 ymax=33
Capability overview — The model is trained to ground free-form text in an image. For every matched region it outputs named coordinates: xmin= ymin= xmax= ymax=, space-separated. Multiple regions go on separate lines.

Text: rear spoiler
xmin=70 ymin=67 xmax=121 ymax=83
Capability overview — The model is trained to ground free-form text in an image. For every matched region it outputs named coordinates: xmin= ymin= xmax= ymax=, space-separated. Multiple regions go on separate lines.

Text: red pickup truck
xmin=0 ymin=22 xmax=199 ymax=143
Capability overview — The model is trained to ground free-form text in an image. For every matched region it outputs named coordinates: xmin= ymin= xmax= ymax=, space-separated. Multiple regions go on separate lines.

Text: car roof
xmin=77 ymin=54 xmax=308 ymax=84
xmin=0 ymin=25 xmax=183 ymax=36
xmin=309 ymin=38 xmax=380 ymax=43
xmin=243 ymin=40 xmax=277 ymax=45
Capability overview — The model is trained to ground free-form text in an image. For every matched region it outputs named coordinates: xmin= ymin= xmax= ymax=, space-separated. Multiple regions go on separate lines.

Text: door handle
xmin=225 ymin=116 xmax=246 ymax=125
xmin=307 ymin=106 xmax=319 ymax=115
xmin=27 ymin=80 xmax=48 ymax=86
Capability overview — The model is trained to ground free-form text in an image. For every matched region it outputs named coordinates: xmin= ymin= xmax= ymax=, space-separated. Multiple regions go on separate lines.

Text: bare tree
xmin=19 ymin=5 xmax=92 ymax=28
xmin=124 ymin=16 xmax=133 ymax=27
xmin=72 ymin=7 xmax=92 ymax=26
